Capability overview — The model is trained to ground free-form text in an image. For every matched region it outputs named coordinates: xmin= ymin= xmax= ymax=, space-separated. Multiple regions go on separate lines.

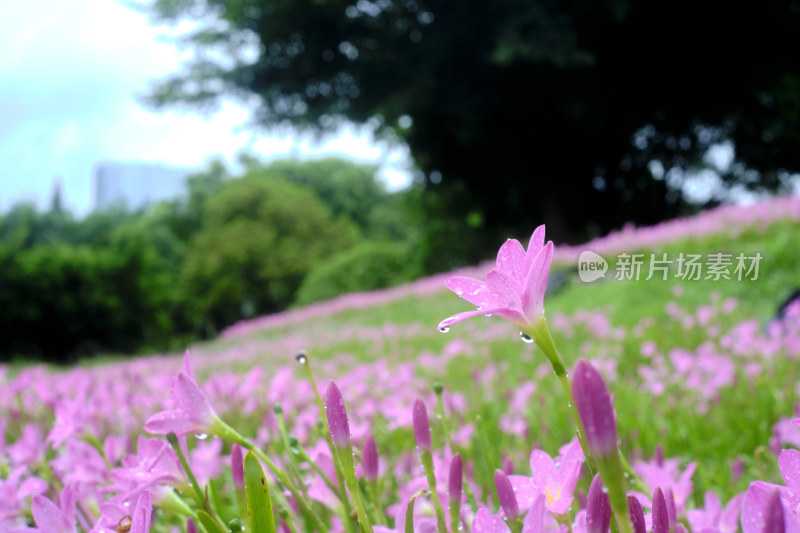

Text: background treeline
xmin=0 ymin=157 xmax=478 ymax=363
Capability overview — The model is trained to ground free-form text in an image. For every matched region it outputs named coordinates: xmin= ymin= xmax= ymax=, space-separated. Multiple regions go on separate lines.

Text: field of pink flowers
xmin=3 ymin=196 xmax=800 ymax=533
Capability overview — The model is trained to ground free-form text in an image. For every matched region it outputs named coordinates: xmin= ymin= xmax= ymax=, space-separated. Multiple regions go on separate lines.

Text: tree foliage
xmin=140 ymin=0 xmax=800 ymax=241
xmin=295 ymin=240 xmax=422 ymax=306
xmin=181 ymin=173 xmax=360 ymax=331
xmin=0 ymin=158 xmax=406 ymax=362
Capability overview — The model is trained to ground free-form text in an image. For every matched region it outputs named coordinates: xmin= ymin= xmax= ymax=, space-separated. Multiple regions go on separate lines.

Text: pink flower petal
xmin=171 ymin=373 xmax=216 ymax=425
xmin=31 ymin=496 xmax=69 ymax=533
xmin=742 ymin=482 xmax=782 ymax=533
xmin=131 ymin=491 xmax=152 ymax=533
xmin=522 ymin=493 xmax=546 ymax=533
xmin=524 ymin=225 xmax=547 ymax=273
xmin=780 ymin=449 xmax=800 ymax=492
xmin=508 ymin=475 xmax=539 ymax=511
xmin=445 ymin=276 xmax=495 ymax=309
xmin=496 ymin=239 xmax=527 ymax=283
xmin=144 ymin=410 xmax=204 ymax=436
xmin=720 ymin=493 xmax=743 ymax=532
xmin=486 ymin=270 xmax=522 ymax=309
xmin=521 ymin=242 xmax=553 ymax=320
xmin=472 ymin=508 xmax=510 ymax=533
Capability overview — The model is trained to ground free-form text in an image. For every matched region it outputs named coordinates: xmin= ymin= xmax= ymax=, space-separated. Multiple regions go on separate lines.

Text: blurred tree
xmin=180 ymin=173 xmax=360 ymax=333
xmin=241 ymin=157 xmax=387 ymax=230
xmin=295 ymin=240 xmax=422 ymax=305
xmin=139 ymin=0 xmax=800 ymax=243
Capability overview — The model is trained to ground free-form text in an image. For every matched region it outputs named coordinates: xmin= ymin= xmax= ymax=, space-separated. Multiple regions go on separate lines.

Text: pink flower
xmin=470 ymin=493 xmax=548 ymax=533
xmin=742 ymin=449 xmax=800 ymax=533
xmin=13 ymin=484 xmax=77 ymax=533
xmin=105 ymin=436 xmax=185 ymax=507
xmin=686 ymin=491 xmax=743 ymax=533
xmin=130 ymin=491 xmax=153 ymax=533
xmin=509 ymin=438 xmax=584 ymax=515
xmin=439 ymin=226 xmax=554 ymax=333
xmin=145 ymin=352 xmax=221 ymax=437
xmin=633 ymin=456 xmax=696 ymax=515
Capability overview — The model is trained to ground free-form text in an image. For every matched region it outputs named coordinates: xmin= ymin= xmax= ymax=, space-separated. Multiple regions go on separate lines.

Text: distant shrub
xmin=295 ymin=241 xmax=422 ymax=306
xmin=181 ymin=175 xmax=360 ymax=331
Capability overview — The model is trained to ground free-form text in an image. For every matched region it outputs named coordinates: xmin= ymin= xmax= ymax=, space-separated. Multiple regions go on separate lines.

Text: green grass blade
xmin=404 ymin=488 xmax=427 ymax=533
xmin=244 ymin=451 xmax=277 ymax=533
xmin=196 ymin=510 xmax=227 ymax=533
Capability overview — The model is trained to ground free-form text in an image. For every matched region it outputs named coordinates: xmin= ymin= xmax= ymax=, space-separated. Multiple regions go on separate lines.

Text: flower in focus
xmin=438 ymin=225 xmax=554 ymax=334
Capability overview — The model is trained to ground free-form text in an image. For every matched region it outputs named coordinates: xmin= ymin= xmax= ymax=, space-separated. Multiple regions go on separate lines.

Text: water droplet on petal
xmin=439 ymin=326 xmax=450 ymax=333
xmin=195 ymin=433 xmax=208 ymax=440
xmin=520 ymin=332 xmax=534 ymax=343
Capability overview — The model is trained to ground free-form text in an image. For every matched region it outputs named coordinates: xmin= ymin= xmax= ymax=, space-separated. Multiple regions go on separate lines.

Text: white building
xmin=93 ymin=162 xmax=194 ymax=211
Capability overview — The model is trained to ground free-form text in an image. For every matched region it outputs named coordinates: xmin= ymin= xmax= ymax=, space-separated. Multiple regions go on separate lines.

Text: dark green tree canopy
xmin=140 ymin=0 xmax=800 ymax=240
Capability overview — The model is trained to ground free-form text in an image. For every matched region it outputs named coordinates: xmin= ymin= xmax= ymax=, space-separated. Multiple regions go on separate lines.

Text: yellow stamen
xmin=545 ymin=485 xmax=563 ymax=506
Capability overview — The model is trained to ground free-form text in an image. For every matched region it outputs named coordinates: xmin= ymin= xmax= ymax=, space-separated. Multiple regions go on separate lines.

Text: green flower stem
xmin=596 ymin=453 xmax=632 ymax=533
xmin=506 ymin=518 xmax=523 ymax=533
xmin=433 ymin=384 xmax=455 ymax=451
xmin=336 ymin=444 xmax=374 ymax=533
xmin=524 ymin=320 xmax=597 ymax=476
xmin=216 ymin=421 xmax=328 ymax=532
xmin=295 ymin=444 xmax=357 ymax=531
xmin=434 ymin=385 xmax=478 ymax=512
xmin=450 ymin=495 xmax=461 ymax=533
xmin=160 ymin=488 xmax=198 ymax=518
xmin=420 ymin=450 xmax=449 ymax=533
xmin=296 ymin=445 xmax=340 ymax=497
xmin=368 ymin=478 xmax=387 ymax=525
xmin=234 ymin=484 xmax=248 ymax=527
xmin=275 ymin=409 xmax=307 ymax=496
xmin=280 ymin=510 xmax=301 ymax=533
xmin=167 ymin=433 xmax=225 ymax=529
xmin=619 ymin=453 xmax=649 ymax=494
xmin=475 ymin=415 xmax=496 ymax=506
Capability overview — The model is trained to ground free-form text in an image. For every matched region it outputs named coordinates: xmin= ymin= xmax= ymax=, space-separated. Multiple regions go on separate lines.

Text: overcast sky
xmin=0 ymin=0 xmax=412 ymax=216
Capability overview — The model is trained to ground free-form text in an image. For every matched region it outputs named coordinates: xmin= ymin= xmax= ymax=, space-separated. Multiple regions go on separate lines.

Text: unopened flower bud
xmin=412 ymin=399 xmax=432 ymax=451
xmin=652 ymin=488 xmax=669 ymax=533
xmin=231 ymin=444 xmax=244 ymax=489
xmin=449 ymin=454 xmax=463 ymax=504
xmin=586 ymin=474 xmax=611 ymax=533
xmin=628 ymin=495 xmax=646 ymax=533
xmin=572 ymin=359 xmax=617 ymax=457
xmin=363 ymin=436 xmax=378 ymax=480
xmin=494 ymin=469 xmax=520 ymax=520
xmin=325 ymin=381 xmax=350 ymax=448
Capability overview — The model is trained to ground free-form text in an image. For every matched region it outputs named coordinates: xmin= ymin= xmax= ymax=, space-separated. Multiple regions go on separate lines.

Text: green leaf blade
xmin=244 ymin=451 xmax=277 ymax=533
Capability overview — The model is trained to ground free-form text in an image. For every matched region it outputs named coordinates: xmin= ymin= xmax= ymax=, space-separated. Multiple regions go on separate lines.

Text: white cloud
xmin=0 ymin=0 xmax=411 ymax=215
